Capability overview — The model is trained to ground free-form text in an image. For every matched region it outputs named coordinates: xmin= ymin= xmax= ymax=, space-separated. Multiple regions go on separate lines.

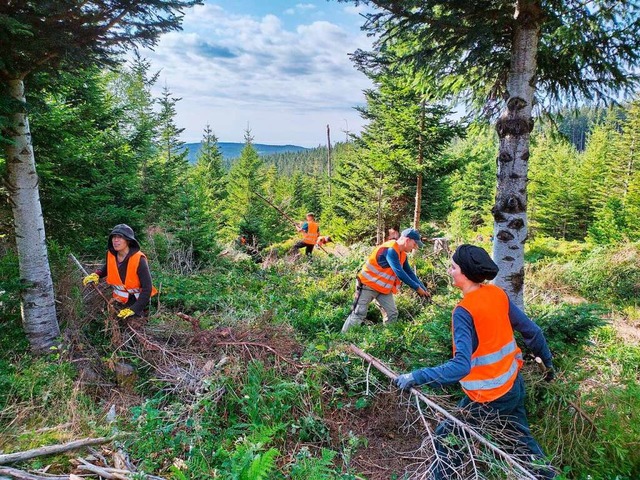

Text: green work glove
xmin=82 ymin=273 xmax=99 ymax=286
xmin=117 ymin=308 xmax=135 ymax=319
xmin=395 ymin=373 xmax=417 ymax=390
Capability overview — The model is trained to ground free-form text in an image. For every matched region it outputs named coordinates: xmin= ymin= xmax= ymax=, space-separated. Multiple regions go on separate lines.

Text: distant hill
xmin=184 ymin=142 xmax=310 ymax=164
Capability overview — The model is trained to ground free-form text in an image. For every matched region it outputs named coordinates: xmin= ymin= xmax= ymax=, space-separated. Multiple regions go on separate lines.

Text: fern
xmin=243 ymin=447 xmax=279 ymax=480
xmin=290 ymin=448 xmax=338 ymax=479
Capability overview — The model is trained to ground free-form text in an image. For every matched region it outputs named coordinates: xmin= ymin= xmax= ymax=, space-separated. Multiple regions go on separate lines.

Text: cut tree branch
xmin=0 ymin=436 xmax=123 ymax=465
xmin=0 ymin=467 xmax=69 ymax=480
xmin=348 ymin=344 xmax=540 ymax=480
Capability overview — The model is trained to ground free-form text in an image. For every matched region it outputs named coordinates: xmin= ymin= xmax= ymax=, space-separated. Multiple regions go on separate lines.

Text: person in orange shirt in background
xmin=292 ymin=212 xmax=319 ymax=257
xmin=395 ymin=244 xmax=556 ymax=479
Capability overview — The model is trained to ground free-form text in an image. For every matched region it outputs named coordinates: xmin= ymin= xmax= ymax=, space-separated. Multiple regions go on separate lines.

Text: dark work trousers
xmin=432 ymin=373 xmax=555 ymax=479
xmin=293 ymin=240 xmax=315 ymax=256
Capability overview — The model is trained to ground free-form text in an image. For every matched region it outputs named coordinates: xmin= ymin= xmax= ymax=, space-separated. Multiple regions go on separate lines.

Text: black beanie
xmin=452 ymin=244 xmax=499 ymax=283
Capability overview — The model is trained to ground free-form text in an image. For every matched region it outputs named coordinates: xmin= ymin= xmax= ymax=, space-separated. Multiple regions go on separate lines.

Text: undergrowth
xmin=1 ymin=240 xmax=639 ymax=479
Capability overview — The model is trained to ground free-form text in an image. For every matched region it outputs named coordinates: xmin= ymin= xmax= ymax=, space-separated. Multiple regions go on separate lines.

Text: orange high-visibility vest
xmin=106 ymin=251 xmax=158 ymax=304
xmin=454 ymin=284 xmax=523 ymax=403
xmin=302 ymin=221 xmax=319 ymax=245
xmin=358 ymin=240 xmax=406 ymax=294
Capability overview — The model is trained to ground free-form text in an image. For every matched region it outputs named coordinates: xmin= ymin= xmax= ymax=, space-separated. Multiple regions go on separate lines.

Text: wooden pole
xmin=348 ymin=345 xmax=540 ymax=480
xmin=413 ymin=99 xmax=426 ymax=230
xmin=327 ymin=124 xmax=332 ymax=198
xmin=253 ymin=191 xmax=299 ymax=229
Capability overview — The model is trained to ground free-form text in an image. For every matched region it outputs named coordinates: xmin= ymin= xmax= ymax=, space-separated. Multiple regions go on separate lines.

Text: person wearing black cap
xmin=395 ymin=244 xmax=555 ymax=479
xmin=341 ymin=228 xmax=430 ymax=333
xmin=83 ymin=224 xmax=157 ymax=319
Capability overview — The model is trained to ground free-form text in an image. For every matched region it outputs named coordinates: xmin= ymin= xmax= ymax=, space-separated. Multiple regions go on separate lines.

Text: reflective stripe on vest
xmin=455 ymin=284 xmax=523 ymax=403
xmin=470 ymin=339 xmax=518 ymax=367
xmin=460 ymin=355 xmax=523 ymax=391
xmin=358 ymin=240 xmax=406 ymax=294
xmin=106 ymin=250 xmax=157 ymax=304
xmin=302 ymin=221 xmax=319 ymax=245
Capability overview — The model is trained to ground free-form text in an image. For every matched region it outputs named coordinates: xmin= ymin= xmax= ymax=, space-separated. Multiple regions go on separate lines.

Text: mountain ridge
xmin=184 ymin=142 xmax=311 ymax=163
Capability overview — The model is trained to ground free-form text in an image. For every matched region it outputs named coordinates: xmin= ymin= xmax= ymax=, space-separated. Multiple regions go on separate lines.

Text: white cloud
xmin=285 ymin=3 xmax=317 ymax=15
xmin=133 ymin=3 xmax=373 ymax=146
xmin=343 ymin=4 xmax=369 ymax=16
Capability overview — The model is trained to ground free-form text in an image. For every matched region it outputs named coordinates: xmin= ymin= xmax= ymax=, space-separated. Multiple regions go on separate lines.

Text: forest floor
xmin=80 ymin=314 xmax=428 ymax=479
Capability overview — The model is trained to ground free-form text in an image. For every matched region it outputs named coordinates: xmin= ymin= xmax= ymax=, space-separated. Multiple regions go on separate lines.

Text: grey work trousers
xmin=341 ymin=284 xmax=398 ymax=333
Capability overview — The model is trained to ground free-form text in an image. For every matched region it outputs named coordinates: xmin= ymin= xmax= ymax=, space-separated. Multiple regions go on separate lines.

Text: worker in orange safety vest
xmin=341 ymin=228 xmax=430 ymax=333
xmin=395 ymin=244 xmax=556 ymax=479
xmin=83 ymin=224 xmax=157 ymax=320
xmin=292 ymin=213 xmax=320 ymax=257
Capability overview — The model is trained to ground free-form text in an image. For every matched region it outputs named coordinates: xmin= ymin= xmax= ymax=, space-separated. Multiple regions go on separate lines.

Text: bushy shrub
xmin=563 ymin=243 xmax=640 ymax=303
xmin=527 ymin=303 xmax=607 ymax=354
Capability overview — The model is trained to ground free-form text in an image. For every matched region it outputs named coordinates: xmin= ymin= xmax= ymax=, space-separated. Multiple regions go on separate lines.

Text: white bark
xmin=413 ymin=100 xmax=426 ymax=230
xmin=492 ymin=1 xmax=541 ymax=309
xmin=4 ymin=78 xmax=60 ymax=353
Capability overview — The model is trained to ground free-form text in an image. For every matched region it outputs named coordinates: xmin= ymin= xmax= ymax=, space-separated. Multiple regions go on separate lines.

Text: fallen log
xmin=0 ymin=467 xmax=69 ymax=480
xmin=348 ymin=344 xmax=540 ymax=480
xmin=0 ymin=436 xmax=122 ymax=466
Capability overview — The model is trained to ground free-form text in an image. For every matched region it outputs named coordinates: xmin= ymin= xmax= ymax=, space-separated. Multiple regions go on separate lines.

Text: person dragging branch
xmin=341 ymin=228 xmax=430 ymax=333
xmin=395 ymin=244 xmax=556 ymax=479
xmin=83 ymin=224 xmax=157 ymax=320
xmin=292 ymin=212 xmax=319 ymax=257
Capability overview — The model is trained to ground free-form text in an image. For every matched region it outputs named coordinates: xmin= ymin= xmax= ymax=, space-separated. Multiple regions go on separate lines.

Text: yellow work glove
xmin=82 ymin=273 xmax=99 ymax=286
xmin=117 ymin=308 xmax=135 ymax=319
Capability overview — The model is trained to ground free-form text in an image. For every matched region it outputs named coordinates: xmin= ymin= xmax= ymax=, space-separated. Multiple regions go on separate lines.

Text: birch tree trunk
xmin=492 ymin=1 xmax=542 ymax=309
xmin=413 ymin=100 xmax=426 ymax=230
xmin=4 ymin=78 xmax=60 ymax=353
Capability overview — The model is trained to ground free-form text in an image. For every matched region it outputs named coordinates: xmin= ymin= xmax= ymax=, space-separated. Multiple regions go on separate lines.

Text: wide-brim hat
xmin=108 ymin=224 xmax=140 ymax=250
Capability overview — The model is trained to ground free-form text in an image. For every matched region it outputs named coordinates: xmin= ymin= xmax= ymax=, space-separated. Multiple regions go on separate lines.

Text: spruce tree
xmin=146 ymin=85 xmax=189 ymax=220
xmin=224 ymin=129 xmax=267 ymax=244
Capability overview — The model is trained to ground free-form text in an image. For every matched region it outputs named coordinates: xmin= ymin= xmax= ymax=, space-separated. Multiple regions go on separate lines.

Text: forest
xmin=1 ymin=1 xmax=640 ymax=480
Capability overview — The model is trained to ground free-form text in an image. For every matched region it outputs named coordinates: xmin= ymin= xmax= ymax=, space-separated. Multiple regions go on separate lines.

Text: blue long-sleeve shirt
xmin=411 ymin=299 xmax=553 ymax=387
xmin=381 ymin=247 xmax=426 ymax=291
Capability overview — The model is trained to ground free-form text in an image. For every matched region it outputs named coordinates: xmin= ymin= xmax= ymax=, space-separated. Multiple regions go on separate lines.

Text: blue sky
xmin=136 ymin=1 xmax=374 ymax=147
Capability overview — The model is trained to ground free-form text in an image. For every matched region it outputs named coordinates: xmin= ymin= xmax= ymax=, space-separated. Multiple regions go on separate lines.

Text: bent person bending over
xmin=292 ymin=212 xmax=319 ymax=257
xmin=341 ymin=228 xmax=430 ymax=333
xmin=395 ymin=244 xmax=556 ymax=479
